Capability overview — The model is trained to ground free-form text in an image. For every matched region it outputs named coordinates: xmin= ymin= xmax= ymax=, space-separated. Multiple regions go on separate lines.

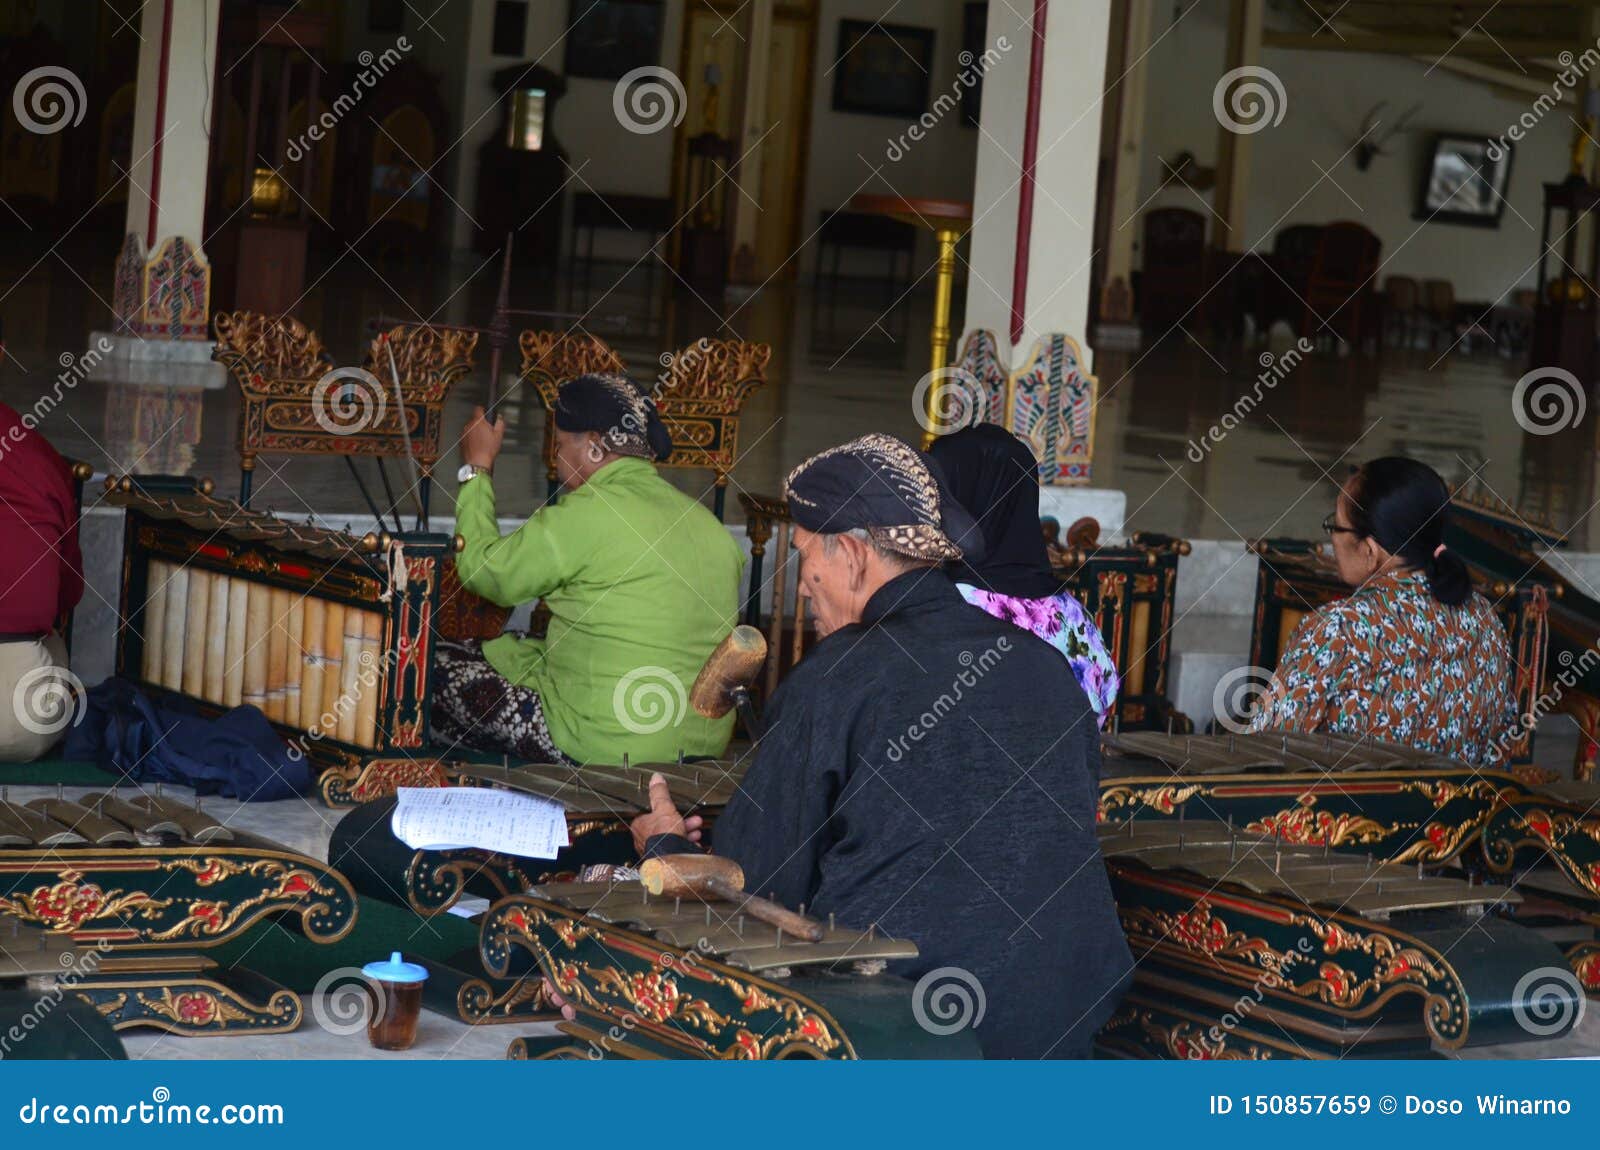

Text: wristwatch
xmin=457 ymin=463 xmax=490 ymax=484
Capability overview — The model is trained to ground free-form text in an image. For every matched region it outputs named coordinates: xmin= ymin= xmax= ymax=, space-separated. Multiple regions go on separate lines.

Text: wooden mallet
xmin=689 ymin=626 xmax=767 ymax=736
xmin=639 ymin=853 xmax=826 ymax=942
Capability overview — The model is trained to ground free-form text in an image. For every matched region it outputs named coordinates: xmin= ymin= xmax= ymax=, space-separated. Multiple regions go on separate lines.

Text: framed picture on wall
xmin=367 ymin=0 xmax=404 ymax=33
xmin=1415 ymin=134 xmax=1513 ymax=228
xmin=962 ymin=3 xmax=987 ymax=127
xmin=493 ymin=1 xmax=528 ymax=57
xmin=831 ymin=20 xmax=935 ymax=118
xmin=565 ymin=0 xmax=665 ymax=81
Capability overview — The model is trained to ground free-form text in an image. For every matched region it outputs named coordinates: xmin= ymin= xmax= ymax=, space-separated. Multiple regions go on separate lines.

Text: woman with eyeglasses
xmin=1245 ymin=456 xmax=1514 ymax=766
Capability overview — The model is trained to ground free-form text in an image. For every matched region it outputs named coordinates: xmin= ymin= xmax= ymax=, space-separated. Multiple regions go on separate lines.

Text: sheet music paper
xmin=391 ymin=787 xmax=571 ymax=859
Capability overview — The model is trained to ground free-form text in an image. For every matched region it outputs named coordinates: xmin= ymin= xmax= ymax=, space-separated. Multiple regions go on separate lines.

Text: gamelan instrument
xmin=1095 ymin=732 xmax=1599 ymax=1060
xmin=483 ymin=880 xmax=971 ymax=1060
xmin=212 ymin=313 xmax=478 ymax=524
xmin=1047 ymin=521 xmax=1191 ymax=733
xmin=104 ymin=474 xmax=453 ymax=789
xmin=0 ymin=929 xmax=127 ymax=1058
xmin=1444 ymin=489 xmax=1600 ymax=780
xmin=327 ymin=757 xmax=751 ymax=1026
xmin=0 ymin=784 xmax=356 ymax=1037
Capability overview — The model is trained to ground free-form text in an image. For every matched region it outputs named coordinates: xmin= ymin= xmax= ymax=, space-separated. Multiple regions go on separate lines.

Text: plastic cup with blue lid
xmin=361 ymin=951 xmax=427 ymax=1050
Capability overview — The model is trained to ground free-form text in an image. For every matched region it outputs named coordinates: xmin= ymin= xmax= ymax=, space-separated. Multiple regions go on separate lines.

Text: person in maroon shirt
xmin=0 ymin=394 xmax=85 ymax=760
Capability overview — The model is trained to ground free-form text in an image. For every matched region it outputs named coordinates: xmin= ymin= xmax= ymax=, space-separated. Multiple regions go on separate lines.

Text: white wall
xmin=1136 ymin=1 xmax=1567 ymax=302
xmin=797 ymin=0 xmax=982 ymax=276
xmin=430 ymin=0 xmax=979 ymax=273
xmin=447 ymin=0 xmax=689 ymax=253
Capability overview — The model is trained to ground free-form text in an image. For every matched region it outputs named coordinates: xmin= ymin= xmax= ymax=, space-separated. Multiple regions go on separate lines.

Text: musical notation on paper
xmin=391 ymin=786 xmax=570 ymax=859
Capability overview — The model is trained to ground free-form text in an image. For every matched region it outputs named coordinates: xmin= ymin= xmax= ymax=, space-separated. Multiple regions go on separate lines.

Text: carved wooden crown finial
xmin=212 ymin=311 xmax=330 ymax=382
xmin=517 ymin=330 xmax=627 ymax=405
xmin=364 ymin=325 xmax=480 ymax=403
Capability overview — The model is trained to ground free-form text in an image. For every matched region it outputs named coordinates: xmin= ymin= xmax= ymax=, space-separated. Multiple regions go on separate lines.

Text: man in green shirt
xmin=434 ymin=374 xmax=746 ymax=765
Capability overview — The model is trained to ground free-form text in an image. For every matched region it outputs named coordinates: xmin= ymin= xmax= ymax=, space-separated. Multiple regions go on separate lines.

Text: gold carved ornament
xmin=1098 ymin=782 xmax=1203 ymax=822
xmin=363 ymin=324 xmax=479 ymax=406
xmin=1117 ymin=882 xmax=1465 ymax=1042
xmin=1140 ymin=1012 xmax=1272 ymax=1061
xmin=1244 ymin=798 xmax=1396 ymax=848
xmin=212 ymin=311 xmax=330 ymax=394
xmin=655 ymin=338 xmax=771 ymax=411
xmin=518 ymin=330 xmax=626 ymax=407
xmin=136 ymin=987 xmax=266 ymax=1029
xmin=146 ymin=861 xmax=339 ymax=942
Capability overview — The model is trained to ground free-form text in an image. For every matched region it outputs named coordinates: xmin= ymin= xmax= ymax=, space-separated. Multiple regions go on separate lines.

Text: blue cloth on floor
xmin=63 ymin=678 xmax=308 ymax=801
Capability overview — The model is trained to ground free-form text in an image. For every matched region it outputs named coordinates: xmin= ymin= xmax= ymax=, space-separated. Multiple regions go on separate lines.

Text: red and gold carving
xmin=1120 ymin=902 xmax=1279 ymax=968
xmin=1245 ymin=801 xmax=1392 ymax=847
xmin=137 ymin=988 xmax=253 ymax=1027
xmin=347 ymin=758 xmax=451 ymax=803
xmin=501 ymin=900 xmax=848 ymax=1059
xmin=656 ymin=338 xmax=770 ymax=406
xmin=1294 ymin=915 xmax=1450 ymax=1012
xmin=0 ymin=877 xmax=171 ymax=932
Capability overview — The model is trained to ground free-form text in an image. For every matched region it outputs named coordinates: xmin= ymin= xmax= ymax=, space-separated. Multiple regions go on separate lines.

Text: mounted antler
xmin=1355 ymin=101 xmax=1422 ymax=171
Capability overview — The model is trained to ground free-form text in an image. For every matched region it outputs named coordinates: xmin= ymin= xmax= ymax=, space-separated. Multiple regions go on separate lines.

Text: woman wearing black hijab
xmin=928 ymin=424 xmax=1119 ymax=725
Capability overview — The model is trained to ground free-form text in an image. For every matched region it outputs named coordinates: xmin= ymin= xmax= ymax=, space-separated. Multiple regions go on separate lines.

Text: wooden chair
xmin=1303 ymin=221 xmax=1382 ymax=347
xmin=1265 ymin=224 xmax=1323 ymax=332
xmin=1139 ymin=208 xmax=1208 ymax=334
xmin=1383 ymin=275 xmax=1422 ymax=348
xmin=739 ymin=492 xmax=812 ymax=699
xmin=1422 ymin=278 xmax=1458 ymax=350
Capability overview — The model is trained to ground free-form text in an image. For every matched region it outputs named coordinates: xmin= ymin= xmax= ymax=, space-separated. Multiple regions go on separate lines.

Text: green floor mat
xmin=211 ymin=896 xmax=479 ymax=992
xmin=0 ymin=759 xmax=121 ymax=786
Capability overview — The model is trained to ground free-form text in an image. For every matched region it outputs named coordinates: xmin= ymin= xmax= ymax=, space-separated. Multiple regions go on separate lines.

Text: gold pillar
xmin=923 ymin=225 xmax=963 ymax=448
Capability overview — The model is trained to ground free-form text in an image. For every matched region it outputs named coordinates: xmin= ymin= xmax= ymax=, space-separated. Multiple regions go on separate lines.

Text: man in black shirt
xmin=632 ymin=434 xmax=1132 ymax=1058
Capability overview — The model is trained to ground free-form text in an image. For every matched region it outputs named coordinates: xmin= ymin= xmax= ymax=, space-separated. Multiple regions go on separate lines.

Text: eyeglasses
xmin=1321 ymin=514 xmax=1359 ymax=538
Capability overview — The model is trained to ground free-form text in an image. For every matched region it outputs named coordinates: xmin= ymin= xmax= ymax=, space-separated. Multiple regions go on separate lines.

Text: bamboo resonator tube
xmin=639 ymin=854 xmax=826 ymax=942
xmin=137 ymin=557 xmax=386 ymax=749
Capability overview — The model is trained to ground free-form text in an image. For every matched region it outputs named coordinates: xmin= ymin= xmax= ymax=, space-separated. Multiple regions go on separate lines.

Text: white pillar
xmin=123 ymin=0 xmax=217 ymax=259
xmin=953 ymin=1 xmax=1114 ymax=493
xmin=98 ymin=0 xmax=223 ymax=385
xmin=964 ymin=0 xmax=1112 ymax=366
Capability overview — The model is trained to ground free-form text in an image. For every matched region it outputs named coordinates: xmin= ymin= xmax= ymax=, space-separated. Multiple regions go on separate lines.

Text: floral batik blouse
xmin=955 ymin=584 xmax=1120 ymax=726
xmin=1246 ymin=571 xmax=1514 ymax=766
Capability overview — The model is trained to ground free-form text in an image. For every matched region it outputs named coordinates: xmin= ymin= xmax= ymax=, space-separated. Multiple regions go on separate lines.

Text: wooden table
xmin=849 ymin=194 xmax=973 ymax=445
